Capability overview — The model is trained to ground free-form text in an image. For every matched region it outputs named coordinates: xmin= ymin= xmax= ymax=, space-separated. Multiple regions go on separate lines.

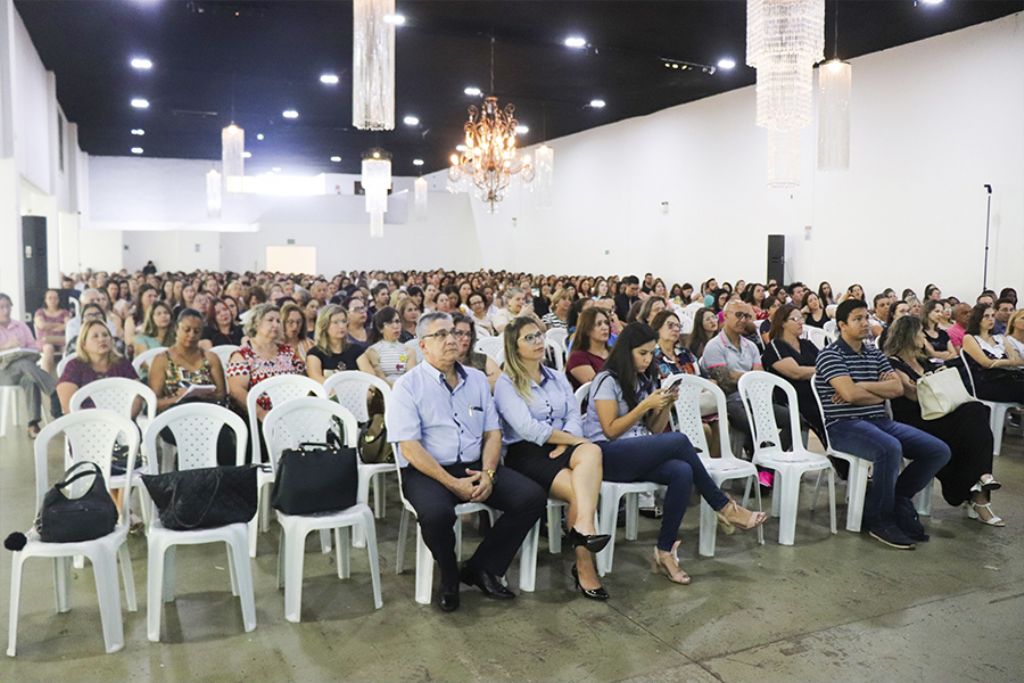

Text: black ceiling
xmin=16 ymin=0 xmax=1024 ymax=176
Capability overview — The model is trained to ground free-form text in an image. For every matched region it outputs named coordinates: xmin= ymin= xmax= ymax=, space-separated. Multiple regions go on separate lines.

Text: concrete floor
xmin=1 ymin=426 xmax=1022 ymax=683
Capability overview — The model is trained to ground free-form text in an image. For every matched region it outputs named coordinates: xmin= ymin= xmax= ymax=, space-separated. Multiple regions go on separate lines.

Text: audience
xmin=494 ymin=317 xmax=608 ymax=600
xmin=281 ymin=302 xmax=315 ymax=360
xmin=565 ymin=307 xmax=612 ymax=390
xmin=541 ymin=289 xmax=572 ymax=330
xmin=133 ymin=301 xmax=176 ymax=357
xmin=919 ymin=299 xmax=957 ymax=361
xmin=451 ymin=313 xmax=501 ymax=389
xmin=946 ymin=303 xmax=972 ymax=350
xmin=148 ymin=308 xmax=226 ymax=413
xmin=761 ymin=304 xmax=824 ymax=441
xmin=56 ymin=319 xmax=139 ymax=415
xmin=688 ymin=307 xmax=718 ymax=358
xmin=33 ymin=288 xmax=71 ymax=371
xmin=0 ymin=293 xmax=56 ymax=437
xmin=583 ymin=323 xmax=766 ymax=585
xmin=884 ymin=316 xmax=1002 ymax=526
xmin=466 ymin=290 xmax=495 ymax=337
xmin=306 ymin=304 xmax=362 ymax=383
xmin=386 ymin=312 xmax=547 ymax=612
xmin=802 ymin=292 xmax=830 ymax=329
xmin=960 ymin=304 xmax=1024 ymax=402
xmin=814 ymin=299 xmax=951 ymax=549
xmin=357 ymin=307 xmax=416 ymax=385
xmin=1005 ymin=309 xmax=1024 ymax=358
xmin=614 ymin=275 xmax=640 ymax=321
xmin=199 ymin=297 xmax=244 ymax=349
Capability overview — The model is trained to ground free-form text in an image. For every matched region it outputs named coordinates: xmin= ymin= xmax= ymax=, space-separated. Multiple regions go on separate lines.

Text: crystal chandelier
xmin=352 ymin=0 xmax=396 ymax=130
xmin=533 ymin=144 xmax=554 ymax=208
xmin=221 ymin=123 xmax=245 ymax=178
xmin=447 ymin=37 xmax=534 ymax=211
xmin=817 ymin=59 xmax=851 ymax=170
xmin=413 ymin=176 xmax=428 ymax=221
xmin=361 ymin=149 xmax=392 ymax=238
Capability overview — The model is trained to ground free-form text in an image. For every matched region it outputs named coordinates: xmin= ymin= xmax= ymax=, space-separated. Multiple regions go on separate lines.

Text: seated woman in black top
xmin=760 ymin=304 xmax=824 ymax=442
xmin=884 ymin=316 xmax=1003 ymax=526
xmin=306 ymin=304 xmax=364 ymax=383
xmin=961 ymin=304 xmax=1024 ymax=403
xmin=801 ymin=292 xmax=830 ymax=329
xmin=920 ymin=300 xmax=957 ymax=362
xmin=199 ymin=297 xmax=243 ymax=350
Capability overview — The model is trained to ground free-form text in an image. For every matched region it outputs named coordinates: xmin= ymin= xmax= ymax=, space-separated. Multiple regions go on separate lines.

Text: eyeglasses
xmin=349 ymin=307 xmax=365 ymax=313
xmin=665 ymin=322 xmax=681 ymax=331
xmin=787 ymin=315 xmax=804 ymax=323
xmin=594 ymin=320 xmax=610 ymax=328
xmin=421 ymin=328 xmax=455 ymax=341
xmin=452 ymin=329 xmax=472 ymax=338
xmin=519 ymin=331 xmax=544 ymax=345
xmin=732 ymin=312 xmax=753 ymax=320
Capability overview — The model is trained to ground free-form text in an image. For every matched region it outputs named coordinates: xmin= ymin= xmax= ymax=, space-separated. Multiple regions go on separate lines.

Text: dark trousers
xmin=726 ymin=393 xmax=793 ymax=454
xmin=600 ymin=433 xmax=729 ymax=551
xmin=827 ymin=418 xmax=951 ymax=528
xmin=401 ymin=460 xmax=547 ymax=591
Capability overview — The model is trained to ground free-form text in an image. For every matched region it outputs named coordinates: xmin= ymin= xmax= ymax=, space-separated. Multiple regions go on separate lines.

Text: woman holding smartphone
xmin=583 ymin=323 xmax=767 ymax=585
xmin=148 ymin=308 xmax=226 ymax=413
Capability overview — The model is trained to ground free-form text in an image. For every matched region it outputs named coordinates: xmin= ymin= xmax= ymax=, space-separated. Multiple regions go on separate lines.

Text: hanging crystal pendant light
xmin=767 ymin=129 xmax=801 ymax=188
xmin=817 ymin=60 xmax=851 ymax=170
xmin=361 ymin=149 xmax=392 ymax=238
xmin=534 ymin=144 xmax=554 ymax=208
xmin=206 ymin=169 xmax=222 ymax=218
xmin=413 ymin=176 xmax=428 ymax=221
xmin=221 ymin=124 xmax=245 ymax=178
xmin=353 ymin=0 xmax=396 ymax=131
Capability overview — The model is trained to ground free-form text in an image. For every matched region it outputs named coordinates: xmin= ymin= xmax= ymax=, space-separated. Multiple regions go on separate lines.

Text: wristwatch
xmin=485 ymin=469 xmax=497 ymax=483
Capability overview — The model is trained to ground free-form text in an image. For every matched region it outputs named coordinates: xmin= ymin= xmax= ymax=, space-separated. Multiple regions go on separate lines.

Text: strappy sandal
xmin=969 ymin=475 xmax=1001 ymax=493
xmin=967 ymin=501 xmax=1005 ymax=527
xmin=650 ymin=541 xmax=691 ymax=585
xmin=716 ymin=498 xmax=768 ymax=531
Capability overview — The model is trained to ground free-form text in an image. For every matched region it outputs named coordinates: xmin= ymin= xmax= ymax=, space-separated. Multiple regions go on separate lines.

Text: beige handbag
xmin=917 ymin=366 xmax=973 ymax=420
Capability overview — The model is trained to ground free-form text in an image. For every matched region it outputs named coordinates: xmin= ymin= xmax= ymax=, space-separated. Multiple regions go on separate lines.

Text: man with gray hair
xmin=387 ymin=312 xmax=546 ymax=612
xmin=63 ymin=288 xmax=115 ymax=342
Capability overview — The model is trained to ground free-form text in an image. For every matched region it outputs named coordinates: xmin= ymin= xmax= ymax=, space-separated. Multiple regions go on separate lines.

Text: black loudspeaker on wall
xmin=22 ymin=216 xmax=48 ymax=318
xmin=766 ymin=234 xmax=785 ymax=284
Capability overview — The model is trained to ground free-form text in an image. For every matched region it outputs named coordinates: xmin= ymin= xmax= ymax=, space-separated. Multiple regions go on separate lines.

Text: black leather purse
xmin=142 ymin=465 xmax=259 ymax=530
xmin=271 ymin=430 xmax=358 ymax=515
xmin=36 ymin=462 xmax=119 ymax=543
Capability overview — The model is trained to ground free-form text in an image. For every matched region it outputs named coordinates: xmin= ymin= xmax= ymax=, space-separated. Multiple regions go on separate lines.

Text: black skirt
xmin=505 ymin=441 xmax=580 ymax=493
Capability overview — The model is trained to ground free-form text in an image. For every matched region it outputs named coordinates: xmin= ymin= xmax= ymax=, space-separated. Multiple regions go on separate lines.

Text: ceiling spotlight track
xmin=659 ymin=57 xmax=718 ymax=75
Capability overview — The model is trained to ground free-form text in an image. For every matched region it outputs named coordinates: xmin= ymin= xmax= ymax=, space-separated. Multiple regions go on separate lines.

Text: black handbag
xmin=36 ymin=462 xmax=118 ymax=543
xmin=271 ymin=430 xmax=358 ymax=515
xmin=142 ymin=465 xmax=258 ymax=530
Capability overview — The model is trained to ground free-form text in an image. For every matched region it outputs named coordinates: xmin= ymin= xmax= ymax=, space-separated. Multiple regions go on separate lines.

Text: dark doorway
xmin=22 ymin=216 xmax=48 ymax=319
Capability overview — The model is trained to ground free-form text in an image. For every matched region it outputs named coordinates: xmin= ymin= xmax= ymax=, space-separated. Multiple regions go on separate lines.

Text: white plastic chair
xmin=141 ymin=403 xmax=255 ymax=642
xmin=211 ymin=344 xmax=240 ymax=383
xmin=667 ymin=373 xmax=764 ymax=556
xmin=131 ymin=346 xmax=167 ymax=376
xmin=545 ymin=327 xmax=568 ymax=352
xmin=738 ymin=372 xmax=837 ymax=545
xmin=323 ymin=370 xmax=397 ymax=527
xmin=69 ymin=297 xmax=81 ymax=318
xmin=823 ymin=320 xmax=838 ymax=344
xmin=7 ymin=410 xmax=139 ymax=656
xmin=810 ymin=375 xmax=872 ymax=532
xmin=474 ymin=336 xmax=505 ymax=365
xmin=804 ymin=327 xmax=829 ymax=350
xmin=0 ymin=381 xmax=25 ymax=437
xmin=683 ymin=302 xmax=705 ymax=318
xmin=544 ymin=337 xmax=566 ymax=372
xmin=245 ymin=374 xmax=327 ymax=557
xmin=56 ymin=352 xmax=77 ymax=379
xmin=959 ymin=348 xmax=1022 ymax=457
xmin=263 ymin=397 xmax=382 ymax=621
xmin=679 ymin=313 xmax=694 ymax=336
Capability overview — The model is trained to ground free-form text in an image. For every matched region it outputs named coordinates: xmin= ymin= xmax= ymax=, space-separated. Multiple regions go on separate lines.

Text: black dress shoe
xmin=459 ymin=564 xmax=516 ymax=600
xmin=566 ymin=527 xmax=611 ymax=554
xmin=438 ymin=589 xmax=460 ymax=612
xmin=571 ymin=565 xmax=610 ymax=601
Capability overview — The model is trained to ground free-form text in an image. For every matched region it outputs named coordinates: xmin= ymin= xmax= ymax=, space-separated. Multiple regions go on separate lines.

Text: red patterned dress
xmin=226 ymin=343 xmax=306 ymax=411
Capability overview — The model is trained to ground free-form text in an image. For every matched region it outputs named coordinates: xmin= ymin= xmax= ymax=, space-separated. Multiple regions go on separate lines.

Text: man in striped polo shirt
xmin=815 ymin=299 xmax=950 ymax=549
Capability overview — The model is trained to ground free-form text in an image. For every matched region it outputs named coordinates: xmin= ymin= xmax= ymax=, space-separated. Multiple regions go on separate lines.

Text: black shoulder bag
xmin=36 ymin=462 xmax=119 ymax=543
xmin=142 ymin=465 xmax=259 ymax=530
xmin=271 ymin=430 xmax=358 ymax=515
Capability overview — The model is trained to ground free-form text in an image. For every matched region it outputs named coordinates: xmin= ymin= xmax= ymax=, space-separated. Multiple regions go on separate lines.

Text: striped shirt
xmin=814 ymin=338 xmax=892 ymax=426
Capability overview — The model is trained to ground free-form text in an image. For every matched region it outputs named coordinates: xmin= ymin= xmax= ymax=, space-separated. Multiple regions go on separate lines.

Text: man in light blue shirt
xmin=387 ymin=312 xmax=546 ymax=612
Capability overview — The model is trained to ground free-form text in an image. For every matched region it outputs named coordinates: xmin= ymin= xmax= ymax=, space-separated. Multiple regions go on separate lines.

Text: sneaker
xmin=868 ymin=523 xmax=917 ymax=550
xmin=894 ymin=497 xmax=929 ymax=542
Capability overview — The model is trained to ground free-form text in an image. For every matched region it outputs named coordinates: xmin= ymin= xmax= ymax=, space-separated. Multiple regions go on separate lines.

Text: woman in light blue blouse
xmin=495 ymin=317 xmax=610 ymax=600
xmin=584 ymin=323 xmax=766 ymax=586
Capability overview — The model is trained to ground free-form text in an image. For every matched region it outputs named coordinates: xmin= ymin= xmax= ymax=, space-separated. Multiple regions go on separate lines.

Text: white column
xmin=0 ymin=1 xmax=24 ymax=316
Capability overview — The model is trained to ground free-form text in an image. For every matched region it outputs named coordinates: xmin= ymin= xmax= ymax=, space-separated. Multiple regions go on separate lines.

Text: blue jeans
xmin=826 ymin=418 xmax=950 ymax=528
xmin=599 ymin=433 xmax=730 ymax=551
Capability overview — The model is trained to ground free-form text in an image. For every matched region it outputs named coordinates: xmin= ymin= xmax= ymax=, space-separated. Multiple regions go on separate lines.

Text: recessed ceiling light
xmin=464 ymin=86 xmax=482 ymax=96
xmin=564 ymin=35 xmax=587 ymax=49
xmin=919 ymin=0 xmax=943 ymax=4
xmin=515 ymin=125 xmax=529 ymax=134
xmin=131 ymin=98 xmax=149 ymax=109
xmin=716 ymin=57 xmax=736 ymax=70
xmin=256 ymin=133 xmax=265 ymax=141
xmin=372 ymin=151 xmax=381 ymax=159
xmin=589 ymin=98 xmax=606 ymax=108
xmin=131 ymin=128 xmax=145 ymax=136
xmin=130 ymin=147 xmax=144 ymax=155
xmin=242 ymin=151 xmax=252 ymax=158
xmin=282 ymin=109 xmax=299 ymax=119
xmin=330 ymin=156 xmax=342 ymax=163
xmin=319 ymin=73 xmax=339 ymax=85
xmin=456 ymin=144 xmax=468 ymax=153
xmin=403 ymin=115 xmax=420 ymax=126
xmin=413 ymin=159 xmax=424 ymax=166
xmin=383 ymin=13 xmax=405 ymax=25
xmin=130 ymin=57 xmax=153 ymax=70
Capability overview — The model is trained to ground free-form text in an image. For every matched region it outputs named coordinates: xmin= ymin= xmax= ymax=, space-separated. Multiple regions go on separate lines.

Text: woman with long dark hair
xmin=357 ymin=306 xmax=416 ymax=386
xmin=565 ymin=307 xmax=612 ymax=389
xmin=582 ymin=323 xmax=766 ymax=585
xmin=687 ymin=307 xmax=718 ymax=358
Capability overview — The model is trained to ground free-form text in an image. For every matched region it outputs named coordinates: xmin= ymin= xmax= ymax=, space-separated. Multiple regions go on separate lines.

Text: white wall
xmin=11 ymin=5 xmax=49 ymax=194
xmin=465 ymin=13 xmax=1024 ymax=300
xmin=122 ymin=230 xmax=220 ymax=272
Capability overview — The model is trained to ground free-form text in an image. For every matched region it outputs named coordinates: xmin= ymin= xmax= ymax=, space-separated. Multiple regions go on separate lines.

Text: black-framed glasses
xmin=452 ymin=329 xmax=472 ymax=338
xmin=421 ymin=328 xmax=455 ymax=341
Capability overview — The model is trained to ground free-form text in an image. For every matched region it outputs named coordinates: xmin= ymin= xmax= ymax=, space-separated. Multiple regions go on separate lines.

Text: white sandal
xmin=966 ymin=501 xmax=1005 ymax=527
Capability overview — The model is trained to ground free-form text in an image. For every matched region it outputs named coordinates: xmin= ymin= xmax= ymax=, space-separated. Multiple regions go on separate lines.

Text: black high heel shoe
xmin=571 ymin=564 xmax=609 ymax=601
xmin=566 ymin=527 xmax=611 ymax=554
